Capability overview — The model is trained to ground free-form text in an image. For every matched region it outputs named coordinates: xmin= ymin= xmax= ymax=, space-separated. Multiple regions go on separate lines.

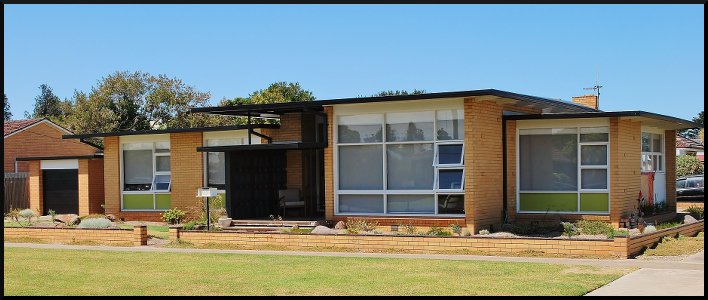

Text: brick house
xmin=5 ymin=118 xmax=104 ymax=215
xmin=64 ymin=89 xmax=702 ymax=231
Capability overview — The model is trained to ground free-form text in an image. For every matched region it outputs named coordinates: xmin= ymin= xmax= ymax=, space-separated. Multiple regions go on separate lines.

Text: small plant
xmin=478 ymin=229 xmax=490 ymax=235
xmin=612 ymin=228 xmax=630 ymax=238
xmin=561 ymin=222 xmax=578 ymax=239
xmin=161 ymin=208 xmax=186 ymax=225
xmin=426 ymin=226 xmax=452 ymax=236
xmin=345 ymin=218 xmax=379 ymax=234
xmin=449 ymin=224 xmax=462 ymax=236
xmin=461 ymin=228 xmax=471 ymax=237
xmin=399 ymin=222 xmax=417 ymax=235
xmin=686 ymin=205 xmax=704 ymax=220
xmin=5 ymin=208 xmax=21 ymax=223
xmin=577 ymin=220 xmax=614 ymax=238
xmin=655 ymin=221 xmax=682 ymax=230
xmin=182 ymin=220 xmax=198 ymax=230
xmin=47 ymin=209 xmax=57 ymax=224
xmin=19 ymin=209 xmax=36 ymax=225
xmin=77 ymin=218 xmax=111 ymax=229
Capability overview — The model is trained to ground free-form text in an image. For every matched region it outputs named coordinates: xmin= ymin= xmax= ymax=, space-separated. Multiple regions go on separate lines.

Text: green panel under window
xmin=123 ymin=194 xmax=154 ymax=210
xmin=580 ymin=193 xmax=609 ymax=212
xmin=155 ymin=194 xmax=171 ymax=210
xmin=519 ymin=193 xmax=578 ymax=212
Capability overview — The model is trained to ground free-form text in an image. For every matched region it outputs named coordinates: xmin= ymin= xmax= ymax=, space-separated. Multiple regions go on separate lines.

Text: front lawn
xmin=4 ymin=247 xmax=631 ymax=296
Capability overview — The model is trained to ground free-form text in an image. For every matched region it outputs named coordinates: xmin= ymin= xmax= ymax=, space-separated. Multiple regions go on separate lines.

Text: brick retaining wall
xmin=4 ymin=225 xmax=147 ymax=246
xmin=622 ymin=220 xmax=704 ymax=258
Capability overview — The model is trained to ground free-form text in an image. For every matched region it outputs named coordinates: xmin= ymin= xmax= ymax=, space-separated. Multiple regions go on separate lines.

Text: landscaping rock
xmin=334 ymin=221 xmax=346 ymax=230
xmin=37 ymin=215 xmax=52 ymax=222
xmin=628 ymin=228 xmax=641 ymax=236
xmin=105 ymin=214 xmax=117 ymax=222
xmin=683 ymin=214 xmax=698 ymax=224
xmin=311 ymin=226 xmax=338 ymax=235
xmin=58 ymin=214 xmax=80 ymax=226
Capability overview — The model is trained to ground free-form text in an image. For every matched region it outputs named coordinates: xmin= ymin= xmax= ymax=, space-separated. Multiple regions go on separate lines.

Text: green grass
xmin=654 ymin=221 xmax=682 ymax=230
xmin=147 ymin=225 xmax=169 ymax=239
xmin=3 ymin=247 xmax=632 ymax=296
xmin=643 ymin=232 xmax=704 ymax=257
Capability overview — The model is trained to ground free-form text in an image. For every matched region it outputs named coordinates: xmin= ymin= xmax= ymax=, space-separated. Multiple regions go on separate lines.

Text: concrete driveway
xmin=586 ymin=251 xmax=704 ymax=296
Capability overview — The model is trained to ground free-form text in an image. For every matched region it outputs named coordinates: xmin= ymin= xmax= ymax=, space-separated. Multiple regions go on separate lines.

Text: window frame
xmin=641 ymin=131 xmax=665 ymax=173
xmin=120 ymin=139 xmax=171 ymax=211
xmin=334 ymin=104 xmax=465 ymax=217
xmin=516 ymin=120 xmax=610 ymax=215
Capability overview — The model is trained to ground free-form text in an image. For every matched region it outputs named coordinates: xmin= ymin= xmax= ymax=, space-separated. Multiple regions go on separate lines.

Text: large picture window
xmin=518 ymin=126 xmax=609 ymax=213
xmin=336 ymin=109 xmax=465 ymax=216
xmin=122 ymin=141 xmax=171 ymax=211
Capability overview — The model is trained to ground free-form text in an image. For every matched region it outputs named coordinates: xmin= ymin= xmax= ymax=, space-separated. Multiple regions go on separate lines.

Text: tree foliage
xmin=3 ymin=94 xmax=11 ymax=121
xmin=679 ymin=111 xmax=704 ymax=139
xmin=373 ymin=89 xmax=427 ymax=97
xmin=60 ymin=71 xmax=238 ymax=134
xmin=220 ymin=82 xmax=315 ymax=124
xmin=676 ymin=154 xmax=704 ymax=178
xmin=31 ymin=84 xmax=63 ymax=120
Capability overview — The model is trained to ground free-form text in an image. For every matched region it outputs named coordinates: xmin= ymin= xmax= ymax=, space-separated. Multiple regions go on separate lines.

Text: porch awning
xmin=197 ymin=142 xmax=325 ymax=152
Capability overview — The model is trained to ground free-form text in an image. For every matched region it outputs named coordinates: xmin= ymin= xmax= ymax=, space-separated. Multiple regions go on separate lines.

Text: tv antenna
xmin=584 ymin=81 xmax=603 ymax=103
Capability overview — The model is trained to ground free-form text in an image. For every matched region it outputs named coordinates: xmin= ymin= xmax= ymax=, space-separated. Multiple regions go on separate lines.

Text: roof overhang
xmin=16 ymin=154 xmax=104 ymax=161
xmin=504 ymin=111 xmax=703 ymax=130
xmin=190 ymin=89 xmax=598 ymax=118
xmin=62 ymin=124 xmax=279 ymax=139
xmin=197 ymin=142 xmax=325 ymax=152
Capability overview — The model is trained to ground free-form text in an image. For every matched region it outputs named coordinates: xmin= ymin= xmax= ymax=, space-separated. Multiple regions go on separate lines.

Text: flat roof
xmin=197 ymin=142 xmax=326 ymax=152
xmin=16 ymin=154 xmax=104 ymax=161
xmin=504 ymin=111 xmax=703 ymax=130
xmin=190 ymin=89 xmax=599 ymax=117
xmin=63 ymin=124 xmax=279 ymax=139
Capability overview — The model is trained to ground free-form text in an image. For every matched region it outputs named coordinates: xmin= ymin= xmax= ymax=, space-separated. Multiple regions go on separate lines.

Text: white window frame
xmin=332 ymin=100 xmax=466 ymax=217
xmin=120 ymin=136 xmax=171 ymax=211
xmin=641 ymin=130 xmax=665 ymax=173
xmin=516 ymin=119 xmax=611 ymax=215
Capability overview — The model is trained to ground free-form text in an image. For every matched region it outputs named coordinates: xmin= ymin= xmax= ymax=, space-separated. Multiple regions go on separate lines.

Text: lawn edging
xmin=4 ymin=225 xmax=148 ymax=246
xmin=618 ymin=220 xmax=704 ymax=258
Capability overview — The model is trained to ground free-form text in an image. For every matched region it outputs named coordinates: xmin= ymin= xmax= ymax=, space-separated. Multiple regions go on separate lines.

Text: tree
xmin=676 ymin=154 xmax=704 ymax=178
xmin=372 ymin=89 xmax=427 ymax=97
xmin=61 ymin=71 xmax=238 ymax=134
xmin=31 ymin=84 xmax=63 ymax=119
xmin=3 ymin=94 xmax=11 ymax=121
xmin=220 ymin=82 xmax=315 ymax=124
xmin=679 ymin=111 xmax=704 ymax=139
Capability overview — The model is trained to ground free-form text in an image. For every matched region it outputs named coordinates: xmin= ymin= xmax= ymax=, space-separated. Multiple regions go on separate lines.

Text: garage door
xmin=42 ymin=169 xmax=79 ymax=215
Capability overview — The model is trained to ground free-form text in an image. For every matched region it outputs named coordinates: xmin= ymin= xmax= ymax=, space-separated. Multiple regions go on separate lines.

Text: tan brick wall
xmin=571 ymin=95 xmax=599 ymax=110
xmin=610 ymin=117 xmax=642 ymax=228
xmin=176 ymin=230 xmax=617 ymax=257
xmin=103 ymin=137 xmax=121 ymax=217
xmin=324 ymin=106 xmax=335 ymax=220
xmin=464 ymin=98 xmax=504 ymax=233
xmin=625 ymin=220 xmax=704 ymax=258
xmin=4 ymin=122 xmax=98 ymax=173
xmin=505 ymin=120 xmax=517 ymax=222
xmin=78 ymin=159 xmax=90 ymax=216
xmin=28 ymin=160 xmax=43 ymax=214
xmin=170 ymin=132 xmax=204 ymax=218
xmin=4 ymin=227 xmax=143 ymax=246
xmin=664 ymin=130 xmax=677 ymax=212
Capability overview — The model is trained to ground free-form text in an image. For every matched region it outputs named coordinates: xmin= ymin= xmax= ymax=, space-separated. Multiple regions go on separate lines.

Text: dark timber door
xmin=226 ymin=150 xmax=287 ymax=219
xmin=42 ymin=169 xmax=79 ymax=215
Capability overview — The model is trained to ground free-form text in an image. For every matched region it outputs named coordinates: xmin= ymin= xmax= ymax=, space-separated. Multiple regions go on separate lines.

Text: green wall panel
xmin=156 ymin=194 xmax=171 ymax=210
xmin=519 ymin=193 xmax=578 ymax=212
xmin=123 ymin=194 xmax=155 ymax=210
xmin=580 ymin=193 xmax=609 ymax=212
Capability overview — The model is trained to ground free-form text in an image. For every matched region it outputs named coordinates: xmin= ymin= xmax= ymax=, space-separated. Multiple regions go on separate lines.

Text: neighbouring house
xmin=63 ymin=89 xmax=702 ymax=232
xmin=4 ymin=118 xmax=104 ymax=215
xmin=676 ymin=134 xmax=704 ymax=162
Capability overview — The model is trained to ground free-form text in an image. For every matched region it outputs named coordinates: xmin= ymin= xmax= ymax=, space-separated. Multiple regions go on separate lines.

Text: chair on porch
xmin=278 ymin=189 xmax=305 ymax=219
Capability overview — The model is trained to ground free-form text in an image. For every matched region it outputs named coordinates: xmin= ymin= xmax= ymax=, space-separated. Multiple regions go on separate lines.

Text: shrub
xmin=676 ymin=155 xmax=704 ymax=178
xmin=398 ymin=223 xmax=417 ymax=235
xmin=577 ymin=220 xmax=614 ymax=237
xmin=182 ymin=220 xmax=198 ymax=230
xmin=461 ymin=228 xmax=472 ymax=237
xmin=48 ymin=209 xmax=57 ymax=223
xmin=426 ymin=226 xmax=452 ymax=236
xmin=561 ymin=222 xmax=579 ymax=239
xmin=161 ymin=208 xmax=186 ymax=225
xmin=345 ymin=218 xmax=379 ymax=234
xmin=5 ymin=208 xmax=21 ymax=223
xmin=686 ymin=206 xmax=704 ymax=219
xmin=77 ymin=218 xmax=111 ymax=229
xmin=449 ymin=224 xmax=462 ymax=236
xmin=19 ymin=209 xmax=35 ymax=224
xmin=478 ymin=229 xmax=490 ymax=235
xmin=501 ymin=222 xmax=560 ymax=236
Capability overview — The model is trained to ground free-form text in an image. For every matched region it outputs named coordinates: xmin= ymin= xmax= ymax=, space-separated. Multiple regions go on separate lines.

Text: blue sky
xmin=4 ymin=4 xmax=704 ymax=120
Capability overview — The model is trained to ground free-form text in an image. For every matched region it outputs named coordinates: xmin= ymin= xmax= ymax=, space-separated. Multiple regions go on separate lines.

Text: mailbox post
xmin=197 ymin=187 xmax=218 ymax=231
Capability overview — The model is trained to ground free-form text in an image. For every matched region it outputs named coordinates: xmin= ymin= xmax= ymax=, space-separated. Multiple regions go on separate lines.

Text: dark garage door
xmin=42 ymin=169 xmax=79 ymax=215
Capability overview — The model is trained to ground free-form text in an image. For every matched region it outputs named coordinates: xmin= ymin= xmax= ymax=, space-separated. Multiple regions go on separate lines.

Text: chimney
xmin=572 ymin=94 xmax=599 ymax=110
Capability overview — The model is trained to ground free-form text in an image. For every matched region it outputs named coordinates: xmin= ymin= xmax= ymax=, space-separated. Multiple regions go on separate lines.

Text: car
xmin=676 ymin=175 xmax=704 ymax=201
